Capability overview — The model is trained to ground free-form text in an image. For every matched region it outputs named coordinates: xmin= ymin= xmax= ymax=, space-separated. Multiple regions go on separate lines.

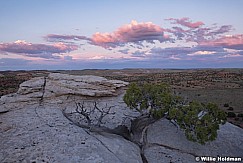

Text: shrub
xmin=124 ymin=82 xmax=226 ymax=145
xmin=169 ymin=102 xmax=226 ymax=144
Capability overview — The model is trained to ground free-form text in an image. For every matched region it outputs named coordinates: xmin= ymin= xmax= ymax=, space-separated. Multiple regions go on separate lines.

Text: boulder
xmin=17 ymin=77 xmax=45 ymax=95
xmin=44 ymin=73 xmax=129 ymax=98
xmin=15 ymin=73 xmax=129 ymax=99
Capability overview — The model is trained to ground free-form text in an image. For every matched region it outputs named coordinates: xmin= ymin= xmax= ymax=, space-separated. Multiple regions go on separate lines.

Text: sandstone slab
xmin=145 ymin=118 xmax=243 ymax=162
xmin=0 ymin=100 xmax=142 ymax=163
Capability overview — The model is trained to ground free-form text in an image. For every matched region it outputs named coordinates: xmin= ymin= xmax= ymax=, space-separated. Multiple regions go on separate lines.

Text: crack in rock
xmin=39 ymin=76 xmax=47 ymax=104
xmin=62 ymin=109 xmax=154 ymax=163
xmin=147 ymin=143 xmax=197 ymax=157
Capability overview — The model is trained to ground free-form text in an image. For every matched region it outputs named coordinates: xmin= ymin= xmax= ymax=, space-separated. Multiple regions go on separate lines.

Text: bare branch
xmin=75 ymin=101 xmax=91 ymax=126
xmin=66 ymin=100 xmax=117 ymax=128
xmin=93 ymin=101 xmax=115 ymax=126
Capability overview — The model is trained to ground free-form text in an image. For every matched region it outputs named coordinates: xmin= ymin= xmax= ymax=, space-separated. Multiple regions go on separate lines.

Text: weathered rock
xmin=19 ymin=73 xmax=128 ymax=98
xmin=0 ymin=102 xmax=141 ymax=163
xmin=145 ymin=119 xmax=243 ymax=162
xmin=0 ymin=73 xmax=129 ymax=106
xmin=0 ymin=73 xmax=141 ymax=163
xmin=17 ymin=77 xmax=45 ymax=95
xmin=0 ymin=100 xmax=8 ymax=114
xmin=0 ymin=107 xmax=8 ymax=114
xmin=145 ymin=146 xmax=195 ymax=163
xmin=44 ymin=73 xmax=129 ymax=98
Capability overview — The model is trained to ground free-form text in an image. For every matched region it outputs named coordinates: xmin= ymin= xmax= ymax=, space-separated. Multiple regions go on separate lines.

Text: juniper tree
xmin=123 ymin=82 xmax=226 ymax=144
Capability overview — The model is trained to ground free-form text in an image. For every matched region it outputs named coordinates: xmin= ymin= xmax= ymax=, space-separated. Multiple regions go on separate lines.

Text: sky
xmin=0 ymin=0 xmax=243 ymax=70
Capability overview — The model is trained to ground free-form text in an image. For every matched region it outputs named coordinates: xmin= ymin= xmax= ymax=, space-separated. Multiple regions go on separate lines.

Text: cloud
xmin=89 ymin=55 xmax=107 ymax=60
xmin=91 ymin=20 xmax=170 ymax=48
xmin=222 ymin=53 xmax=242 ymax=58
xmin=193 ymin=45 xmax=225 ymax=52
xmin=188 ymin=25 xmax=233 ymax=43
xmin=199 ymin=34 xmax=243 ymax=50
xmin=41 ymin=18 xmax=243 ymax=66
xmin=0 ymin=40 xmax=78 ymax=59
xmin=166 ymin=17 xmax=204 ymax=28
xmin=131 ymin=50 xmax=147 ymax=57
xmin=150 ymin=47 xmax=192 ymax=58
xmin=165 ymin=18 xmax=233 ymax=44
xmin=166 ymin=26 xmax=188 ymax=40
xmin=3 ymin=18 xmax=241 ymax=69
xmin=208 ymin=25 xmax=233 ymax=36
xmin=45 ymin=21 xmax=170 ymax=49
xmin=118 ymin=49 xmax=130 ymax=54
xmin=45 ymin=34 xmax=91 ymax=42
xmin=187 ymin=51 xmax=216 ymax=56
xmin=149 ymin=45 xmax=228 ymax=60
xmin=45 ymin=19 xmax=234 ymax=51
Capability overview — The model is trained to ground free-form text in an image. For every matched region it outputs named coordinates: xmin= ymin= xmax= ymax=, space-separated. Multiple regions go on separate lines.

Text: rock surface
xmin=145 ymin=119 xmax=243 ymax=163
xmin=0 ymin=73 xmax=243 ymax=163
xmin=0 ymin=73 xmax=142 ymax=163
xmin=0 ymin=102 xmax=141 ymax=163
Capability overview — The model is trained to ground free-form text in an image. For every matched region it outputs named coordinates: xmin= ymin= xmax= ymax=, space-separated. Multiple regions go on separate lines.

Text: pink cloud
xmin=208 ymin=25 xmax=232 ymax=36
xmin=46 ymin=18 xmax=230 ymax=49
xmin=200 ymin=34 xmax=243 ymax=50
xmin=166 ymin=19 xmax=233 ymax=44
xmin=91 ymin=20 xmax=170 ymax=48
xmin=42 ymin=18 xmax=242 ymax=61
xmin=0 ymin=40 xmax=78 ymax=59
xmin=166 ymin=17 xmax=204 ymax=28
xmin=165 ymin=26 xmax=189 ymax=40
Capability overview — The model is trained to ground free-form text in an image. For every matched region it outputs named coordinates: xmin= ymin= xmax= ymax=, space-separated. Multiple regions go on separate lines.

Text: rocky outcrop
xmin=17 ymin=73 xmax=129 ymax=98
xmin=0 ymin=73 xmax=142 ymax=163
xmin=0 ymin=73 xmax=129 ymax=109
xmin=0 ymin=73 xmax=243 ymax=163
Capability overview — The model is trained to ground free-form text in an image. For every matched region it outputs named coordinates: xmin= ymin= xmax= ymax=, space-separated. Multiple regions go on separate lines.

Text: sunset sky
xmin=1 ymin=0 xmax=243 ymax=70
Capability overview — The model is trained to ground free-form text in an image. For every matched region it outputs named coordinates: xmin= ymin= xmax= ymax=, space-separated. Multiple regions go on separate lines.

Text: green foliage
xmin=124 ymin=82 xmax=226 ymax=145
xmin=169 ymin=101 xmax=226 ymax=144
xmin=123 ymin=82 xmax=174 ymax=116
xmin=123 ymin=83 xmax=143 ymax=112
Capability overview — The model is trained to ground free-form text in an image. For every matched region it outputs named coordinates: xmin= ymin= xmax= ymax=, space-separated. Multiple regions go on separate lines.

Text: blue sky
xmin=0 ymin=0 xmax=243 ymax=70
